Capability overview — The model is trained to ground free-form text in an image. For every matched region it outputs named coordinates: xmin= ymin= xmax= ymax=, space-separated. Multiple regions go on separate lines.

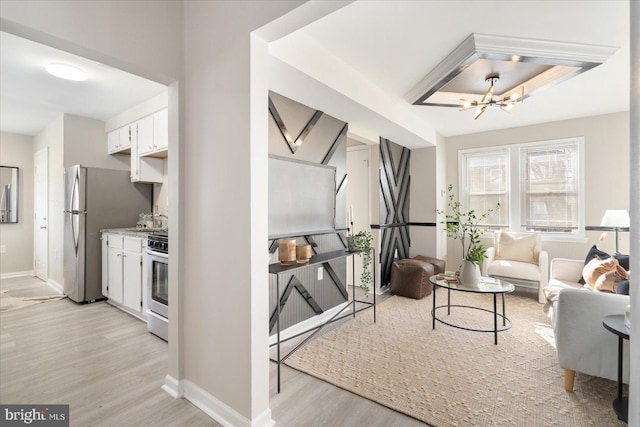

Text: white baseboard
xmin=376 ymin=285 xmax=390 ymax=295
xmin=181 ymin=379 xmax=274 ymax=427
xmin=162 ymin=374 xmax=184 ymax=399
xmin=0 ymin=270 xmax=35 ymax=280
xmin=269 ymin=301 xmax=349 ymax=346
xmin=47 ymin=279 xmax=63 ymax=294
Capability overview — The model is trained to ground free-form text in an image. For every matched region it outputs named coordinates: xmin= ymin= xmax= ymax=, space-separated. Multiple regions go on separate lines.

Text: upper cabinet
xmin=107 ymin=125 xmax=133 ymax=154
xmin=138 ymin=109 xmax=168 ymax=158
xmin=107 ymin=108 xmax=167 ymax=183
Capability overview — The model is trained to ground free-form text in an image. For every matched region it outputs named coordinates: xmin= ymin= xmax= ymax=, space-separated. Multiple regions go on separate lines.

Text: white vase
xmin=459 ymin=260 xmax=481 ymax=285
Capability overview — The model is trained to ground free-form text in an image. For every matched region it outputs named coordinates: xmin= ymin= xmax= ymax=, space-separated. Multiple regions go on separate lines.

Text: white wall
xmin=443 ymin=112 xmax=630 ymax=266
xmin=0 ymin=132 xmax=34 ymax=276
xmin=182 ymin=2 xmax=304 ymax=422
xmin=63 ymin=114 xmax=129 ymax=171
xmin=105 ymin=91 xmax=168 ymax=132
xmin=154 ymin=159 xmax=169 ymax=215
xmin=409 ymin=146 xmax=438 ymax=259
xmin=33 ymin=115 xmax=64 ymax=286
xmin=628 ymin=2 xmax=639 ymax=424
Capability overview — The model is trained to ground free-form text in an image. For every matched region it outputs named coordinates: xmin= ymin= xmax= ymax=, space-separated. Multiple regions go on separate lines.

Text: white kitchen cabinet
xmin=107 ymin=108 xmax=167 ymax=182
xmin=122 ymin=241 xmax=143 ymax=312
xmin=153 ymin=109 xmax=169 ymax=152
xmin=107 ymin=125 xmax=133 ymax=154
xmin=130 ymin=121 xmax=163 ymax=184
xmin=101 ymin=234 xmax=109 ymax=297
xmin=139 ymin=109 xmax=168 ymax=157
xmin=137 ymin=114 xmax=155 ymax=155
xmin=107 ymin=130 xmax=120 ymax=153
xmin=107 ymin=235 xmax=124 ymax=304
xmin=103 ymin=232 xmax=147 ymax=319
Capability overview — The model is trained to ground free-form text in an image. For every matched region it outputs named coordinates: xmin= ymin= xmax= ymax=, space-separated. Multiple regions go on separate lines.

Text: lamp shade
xmin=600 ymin=210 xmax=630 ymax=228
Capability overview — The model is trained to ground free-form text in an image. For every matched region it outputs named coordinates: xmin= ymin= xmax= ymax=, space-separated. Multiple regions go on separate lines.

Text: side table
xmin=602 ymin=314 xmax=630 ymax=423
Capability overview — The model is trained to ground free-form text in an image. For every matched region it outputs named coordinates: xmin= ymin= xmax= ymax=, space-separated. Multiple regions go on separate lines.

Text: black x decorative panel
xmin=379 ymin=137 xmax=411 ymax=286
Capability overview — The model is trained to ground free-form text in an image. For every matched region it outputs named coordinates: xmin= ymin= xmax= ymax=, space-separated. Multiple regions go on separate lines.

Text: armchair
xmin=546 ymin=258 xmax=630 ymax=391
xmin=480 ymin=231 xmax=548 ymax=303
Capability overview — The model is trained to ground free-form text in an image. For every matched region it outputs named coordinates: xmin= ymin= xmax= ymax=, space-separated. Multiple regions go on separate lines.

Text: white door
xmin=346 ymin=146 xmax=371 ymax=289
xmin=34 ymin=147 xmax=49 ymax=280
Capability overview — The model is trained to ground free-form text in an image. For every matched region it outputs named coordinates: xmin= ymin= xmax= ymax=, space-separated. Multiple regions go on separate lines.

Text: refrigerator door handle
xmin=70 ymin=170 xmax=82 ymax=255
xmin=70 ymin=169 xmax=80 ymax=213
xmin=72 ymin=212 xmax=80 ymax=255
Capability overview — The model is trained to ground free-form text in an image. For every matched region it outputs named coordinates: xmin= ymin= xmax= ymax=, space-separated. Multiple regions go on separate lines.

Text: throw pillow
xmin=582 ymin=256 xmax=619 ymax=290
xmin=579 ymin=245 xmax=610 ymax=284
xmin=594 ymin=264 xmax=628 ymax=293
xmin=578 ymin=246 xmax=630 ymax=284
xmin=617 ymin=279 xmax=630 ymax=295
xmin=494 ymin=231 xmax=541 ymax=265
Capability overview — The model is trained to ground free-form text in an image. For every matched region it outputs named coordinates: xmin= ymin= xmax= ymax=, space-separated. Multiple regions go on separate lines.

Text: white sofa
xmin=481 ymin=232 xmax=549 ymax=303
xmin=546 ymin=258 xmax=630 ymax=392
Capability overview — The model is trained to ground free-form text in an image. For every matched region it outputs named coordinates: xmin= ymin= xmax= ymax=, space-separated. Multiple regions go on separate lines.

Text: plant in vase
xmin=437 ymin=184 xmax=500 ymax=285
xmin=347 ymin=230 xmax=373 ymax=296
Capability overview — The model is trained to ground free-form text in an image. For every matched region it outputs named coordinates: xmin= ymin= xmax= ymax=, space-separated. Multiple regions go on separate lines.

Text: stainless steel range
xmin=146 ymin=232 xmax=168 ymax=341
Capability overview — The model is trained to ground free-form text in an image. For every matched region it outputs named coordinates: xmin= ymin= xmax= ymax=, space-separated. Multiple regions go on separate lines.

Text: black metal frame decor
xmin=378 ymin=138 xmax=411 ymax=287
xmin=268 ymin=92 xmax=350 ymax=332
xmin=269 ymin=249 xmax=376 ymax=393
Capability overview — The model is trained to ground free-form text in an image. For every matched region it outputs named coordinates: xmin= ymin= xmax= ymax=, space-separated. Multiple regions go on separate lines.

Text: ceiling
xmin=271 ymin=0 xmax=630 ymax=142
xmin=0 ymin=1 xmax=630 ymax=145
xmin=0 ymin=31 xmax=167 ymax=136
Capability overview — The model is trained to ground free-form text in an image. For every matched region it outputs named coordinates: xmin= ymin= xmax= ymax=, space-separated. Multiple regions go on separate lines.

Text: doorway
xmin=346 ymin=145 xmax=371 ymax=289
xmin=34 ymin=147 xmax=48 ymax=281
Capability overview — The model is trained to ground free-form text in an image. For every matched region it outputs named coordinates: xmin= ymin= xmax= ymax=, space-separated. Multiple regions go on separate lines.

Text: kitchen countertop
xmin=101 ymin=227 xmax=167 ymax=237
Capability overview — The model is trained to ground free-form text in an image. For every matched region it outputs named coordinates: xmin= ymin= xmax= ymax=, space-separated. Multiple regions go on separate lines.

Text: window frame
xmin=458 ymin=137 xmax=586 ymax=242
xmin=458 ymin=147 xmax=511 ymax=230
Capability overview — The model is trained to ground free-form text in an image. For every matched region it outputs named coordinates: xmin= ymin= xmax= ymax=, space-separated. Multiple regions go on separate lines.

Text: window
xmin=460 ymin=149 xmax=510 ymax=229
xmin=459 ymin=138 xmax=584 ymax=239
xmin=521 ymin=142 xmax=580 ymax=233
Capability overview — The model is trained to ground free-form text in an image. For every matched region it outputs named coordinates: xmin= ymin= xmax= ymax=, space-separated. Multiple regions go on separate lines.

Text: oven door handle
xmin=146 ymin=249 xmax=169 ymax=258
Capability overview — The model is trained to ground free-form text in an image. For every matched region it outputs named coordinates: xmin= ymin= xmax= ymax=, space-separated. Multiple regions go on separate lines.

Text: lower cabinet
xmin=102 ymin=232 xmax=147 ymax=320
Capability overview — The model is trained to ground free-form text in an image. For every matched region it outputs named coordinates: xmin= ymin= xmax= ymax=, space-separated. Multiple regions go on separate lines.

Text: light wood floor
xmin=1 ymin=276 xmax=427 ymax=426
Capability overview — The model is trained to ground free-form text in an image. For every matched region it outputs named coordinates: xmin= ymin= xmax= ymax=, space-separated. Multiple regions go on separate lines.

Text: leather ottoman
xmin=390 ymin=259 xmax=435 ymax=299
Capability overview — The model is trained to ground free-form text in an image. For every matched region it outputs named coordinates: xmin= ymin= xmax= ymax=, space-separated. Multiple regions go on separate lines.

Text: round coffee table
xmin=429 ymin=275 xmax=515 ymax=345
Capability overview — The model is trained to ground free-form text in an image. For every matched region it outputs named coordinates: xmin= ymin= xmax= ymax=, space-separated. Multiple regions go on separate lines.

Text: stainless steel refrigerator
xmin=64 ymin=165 xmax=152 ymax=303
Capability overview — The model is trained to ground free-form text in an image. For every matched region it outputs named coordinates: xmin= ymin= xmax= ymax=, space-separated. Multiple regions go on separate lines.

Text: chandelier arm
xmin=459 ymin=74 xmax=524 ymax=119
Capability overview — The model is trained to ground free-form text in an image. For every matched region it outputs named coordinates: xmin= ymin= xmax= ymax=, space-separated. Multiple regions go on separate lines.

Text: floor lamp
xmin=600 ymin=210 xmax=630 ymax=254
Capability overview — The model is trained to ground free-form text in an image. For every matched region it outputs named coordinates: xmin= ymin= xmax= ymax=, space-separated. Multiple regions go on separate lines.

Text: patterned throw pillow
xmin=595 ymin=266 xmax=629 ymax=293
xmin=579 ymin=245 xmax=630 ymax=284
xmin=582 ymin=257 xmax=628 ymax=291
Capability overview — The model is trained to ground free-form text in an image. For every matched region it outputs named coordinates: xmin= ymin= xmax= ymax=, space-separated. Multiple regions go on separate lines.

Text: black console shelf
xmin=269 ymin=249 xmax=376 ymax=393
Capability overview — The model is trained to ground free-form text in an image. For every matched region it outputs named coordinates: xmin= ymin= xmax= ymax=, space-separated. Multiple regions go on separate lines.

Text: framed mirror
xmin=0 ymin=166 xmax=19 ymax=223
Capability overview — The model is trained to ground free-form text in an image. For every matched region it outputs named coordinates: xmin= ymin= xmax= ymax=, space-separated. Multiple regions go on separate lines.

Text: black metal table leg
xmin=493 ymin=293 xmax=498 ymax=345
xmin=447 ymin=287 xmax=451 ymax=315
xmin=502 ymin=293 xmax=506 ymax=326
xmin=617 ymin=335 xmax=624 ymax=399
xmin=276 ymin=275 xmax=281 ymax=393
xmin=432 ymin=284 xmax=436 ymax=330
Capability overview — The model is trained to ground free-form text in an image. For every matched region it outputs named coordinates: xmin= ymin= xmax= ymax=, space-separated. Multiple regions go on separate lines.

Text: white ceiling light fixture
xmin=405 ymin=33 xmax=618 ymax=110
xmin=45 ymin=63 xmax=88 ymax=81
xmin=460 ymin=73 xmax=524 ymax=120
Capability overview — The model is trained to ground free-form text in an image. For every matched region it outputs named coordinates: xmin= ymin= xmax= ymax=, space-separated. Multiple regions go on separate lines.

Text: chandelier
xmin=460 ymin=73 xmax=524 ymax=120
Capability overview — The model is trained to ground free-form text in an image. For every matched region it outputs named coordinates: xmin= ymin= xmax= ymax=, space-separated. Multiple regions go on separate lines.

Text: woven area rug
xmin=285 ymin=291 xmax=626 ymax=426
xmin=0 ymin=290 xmax=66 ymax=312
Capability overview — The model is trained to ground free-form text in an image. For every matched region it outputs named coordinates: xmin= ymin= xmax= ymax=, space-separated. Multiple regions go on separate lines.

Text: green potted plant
xmin=437 ymin=185 xmax=499 ymax=285
xmin=347 ymin=230 xmax=373 ymax=295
